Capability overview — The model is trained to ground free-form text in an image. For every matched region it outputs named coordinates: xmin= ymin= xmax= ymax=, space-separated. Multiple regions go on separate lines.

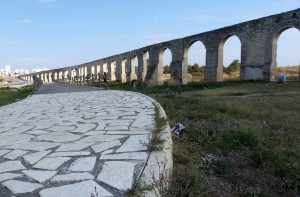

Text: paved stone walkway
xmin=0 ymin=85 xmax=157 ymax=196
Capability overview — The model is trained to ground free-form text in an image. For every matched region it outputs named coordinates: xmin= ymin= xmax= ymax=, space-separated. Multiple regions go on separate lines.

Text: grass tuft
xmin=146 ymin=105 xmax=167 ymax=151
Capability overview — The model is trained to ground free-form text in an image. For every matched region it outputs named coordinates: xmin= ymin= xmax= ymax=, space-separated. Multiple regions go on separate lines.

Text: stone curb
xmin=134 ymin=93 xmax=173 ymax=197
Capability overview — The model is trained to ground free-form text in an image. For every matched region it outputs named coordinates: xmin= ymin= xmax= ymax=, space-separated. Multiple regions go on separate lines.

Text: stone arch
xmin=183 ymin=39 xmax=207 ymax=82
xmin=271 ymin=26 xmax=300 ymax=81
xmin=48 ymin=73 xmax=52 ymax=82
xmin=141 ymin=50 xmax=150 ymax=82
xmin=40 ymin=73 xmax=44 ymax=82
xmin=71 ymin=69 xmax=76 ymax=80
xmin=121 ymin=57 xmax=127 ymax=82
xmin=110 ymin=60 xmax=117 ymax=81
xmin=64 ymin=70 xmax=68 ymax=81
xmin=159 ymin=47 xmax=173 ymax=82
xmin=103 ymin=62 xmax=108 ymax=73
xmin=130 ymin=55 xmax=138 ymax=81
xmin=91 ymin=66 xmax=95 ymax=76
xmin=218 ymin=34 xmax=242 ymax=81
xmin=96 ymin=64 xmax=100 ymax=78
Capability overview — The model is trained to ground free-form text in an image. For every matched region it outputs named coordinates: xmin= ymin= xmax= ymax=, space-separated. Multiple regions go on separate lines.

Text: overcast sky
xmin=0 ymin=0 xmax=299 ymax=71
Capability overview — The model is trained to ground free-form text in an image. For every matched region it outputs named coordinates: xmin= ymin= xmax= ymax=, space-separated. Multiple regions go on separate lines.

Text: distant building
xmin=0 ymin=65 xmax=11 ymax=76
xmin=12 ymin=67 xmax=49 ymax=76
xmin=0 ymin=69 xmax=5 ymax=76
xmin=4 ymin=65 xmax=11 ymax=74
xmin=1 ymin=65 xmax=49 ymax=76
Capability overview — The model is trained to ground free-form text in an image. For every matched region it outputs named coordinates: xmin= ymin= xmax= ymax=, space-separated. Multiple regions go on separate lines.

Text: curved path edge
xmin=136 ymin=93 xmax=173 ymax=197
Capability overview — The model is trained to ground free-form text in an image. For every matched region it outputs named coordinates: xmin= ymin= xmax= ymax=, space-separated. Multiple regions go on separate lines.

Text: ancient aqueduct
xmin=20 ymin=9 xmax=300 ymax=85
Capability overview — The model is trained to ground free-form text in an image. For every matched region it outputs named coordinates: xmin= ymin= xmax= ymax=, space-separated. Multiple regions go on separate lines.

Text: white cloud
xmin=19 ymin=19 xmax=32 ymax=24
xmin=36 ymin=0 xmax=55 ymax=3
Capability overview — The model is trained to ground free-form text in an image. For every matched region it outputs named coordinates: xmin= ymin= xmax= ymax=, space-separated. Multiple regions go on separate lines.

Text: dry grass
xmin=111 ymin=81 xmax=300 ymax=196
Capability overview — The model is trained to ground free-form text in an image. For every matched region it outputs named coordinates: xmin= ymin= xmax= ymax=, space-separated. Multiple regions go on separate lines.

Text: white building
xmin=0 ymin=69 xmax=5 ymax=76
xmin=4 ymin=65 xmax=11 ymax=74
xmin=0 ymin=65 xmax=11 ymax=76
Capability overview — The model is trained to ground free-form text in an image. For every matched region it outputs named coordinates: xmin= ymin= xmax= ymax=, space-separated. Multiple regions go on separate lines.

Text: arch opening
xmin=274 ymin=27 xmax=300 ymax=81
xmin=95 ymin=65 xmax=100 ymax=79
xmin=220 ymin=35 xmax=241 ymax=81
xmin=91 ymin=66 xmax=95 ymax=76
xmin=111 ymin=60 xmax=116 ymax=81
xmin=121 ymin=58 xmax=127 ymax=82
xmin=131 ymin=55 xmax=138 ymax=81
xmin=144 ymin=51 xmax=149 ymax=70
xmin=139 ymin=51 xmax=150 ymax=82
xmin=103 ymin=62 xmax=108 ymax=74
xmin=186 ymin=40 xmax=206 ymax=82
xmin=159 ymin=48 xmax=172 ymax=82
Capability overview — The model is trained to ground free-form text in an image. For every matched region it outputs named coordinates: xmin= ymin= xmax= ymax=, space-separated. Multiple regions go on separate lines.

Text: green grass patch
xmin=111 ymin=81 xmax=300 ymax=196
xmin=0 ymin=85 xmax=33 ymax=107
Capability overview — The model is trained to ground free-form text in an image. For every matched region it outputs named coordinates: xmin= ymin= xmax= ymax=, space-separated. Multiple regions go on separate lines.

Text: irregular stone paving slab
xmin=23 ymin=150 xmax=52 ymax=165
xmin=3 ymin=180 xmax=43 ymax=194
xmin=55 ymin=142 xmax=94 ymax=152
xmin=22 ymin=170 xmax=57 ymax=183
xmin=0 ymin=160 xmax=26 ymax=173
xmin=95 ymin=123 xmax=106 ymax=130
xmin=101 ymin=149 xmax=114 ymax=155
xmin=51 ymin=172 xmax=94 ymax=182
xmin=39 ymin=180 xmax=113 ymax=197
xmin=33 ymin=157 xmax=71 ymax=170
xmin=35 ymin=131 xmax=81 ymax=143
xmin=91 ymin=140 xmax=121 ymax=153
xmin=79 ymin=134 xmax=125 ymax=143
xmin=100 ymin=152 xmax=148 ymax=160
xmin=25 ymin=129 xmax=49 ymax=135
xmin=105 ymin=126 xmax=129 ymax=130
xmin=116 ymin=135 xmax=149 ymax=153
xmin=84 ymin=130 xmax=106 ymax=135
xmin=5 ymin=141 xmax=61 ymax=151
xmin=48 ymin=125 xmax=77 ymax=132
xmin=0 ymin=173 xmax=23 ymax=182
xmin=47 ymin=151 xmax=90 ymax=157
xmin=70 ymin=123 xmax=96 ymax=133
xmin=131 ymin=118 xmax=155 ymax=128
xmin=68 ymin=156 xmax=96 ymax=172
xmin=3 ymin=149 xmax=28 ymax=160
xmin=1 ymin=125 xmax=35 ymax=136
xmin=0 ymin=134 xmax=33 ymax=147
xmin=106 ymin=130 xmax=151 ymax=135
xmin=97 ymin=161 xmax=136 ymax=191
xmin=0 ymin=89 xmax=157 ymax=196
xmin=0 ymin=149 xmax=11 ymax=156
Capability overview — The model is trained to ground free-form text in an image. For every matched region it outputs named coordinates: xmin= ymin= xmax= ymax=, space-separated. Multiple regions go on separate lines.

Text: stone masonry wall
xmin=20 ymin=9 xmax=300 ymax=85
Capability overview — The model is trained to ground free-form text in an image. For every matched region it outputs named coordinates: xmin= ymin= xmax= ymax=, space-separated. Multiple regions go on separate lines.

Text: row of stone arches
xmin=21 ymin=21 xmax=300 ymax=84
xmin=155 ymin=27 xmax=299 ymax=83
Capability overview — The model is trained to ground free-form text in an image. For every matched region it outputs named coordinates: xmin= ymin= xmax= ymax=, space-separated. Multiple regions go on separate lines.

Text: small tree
xmin=164 ymin=65 xmax=171 ymax=74
xmin=192 ymin=63 xmax=200 ymax=73
xmin=227 ymin=59 xmax=240 ymax=74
